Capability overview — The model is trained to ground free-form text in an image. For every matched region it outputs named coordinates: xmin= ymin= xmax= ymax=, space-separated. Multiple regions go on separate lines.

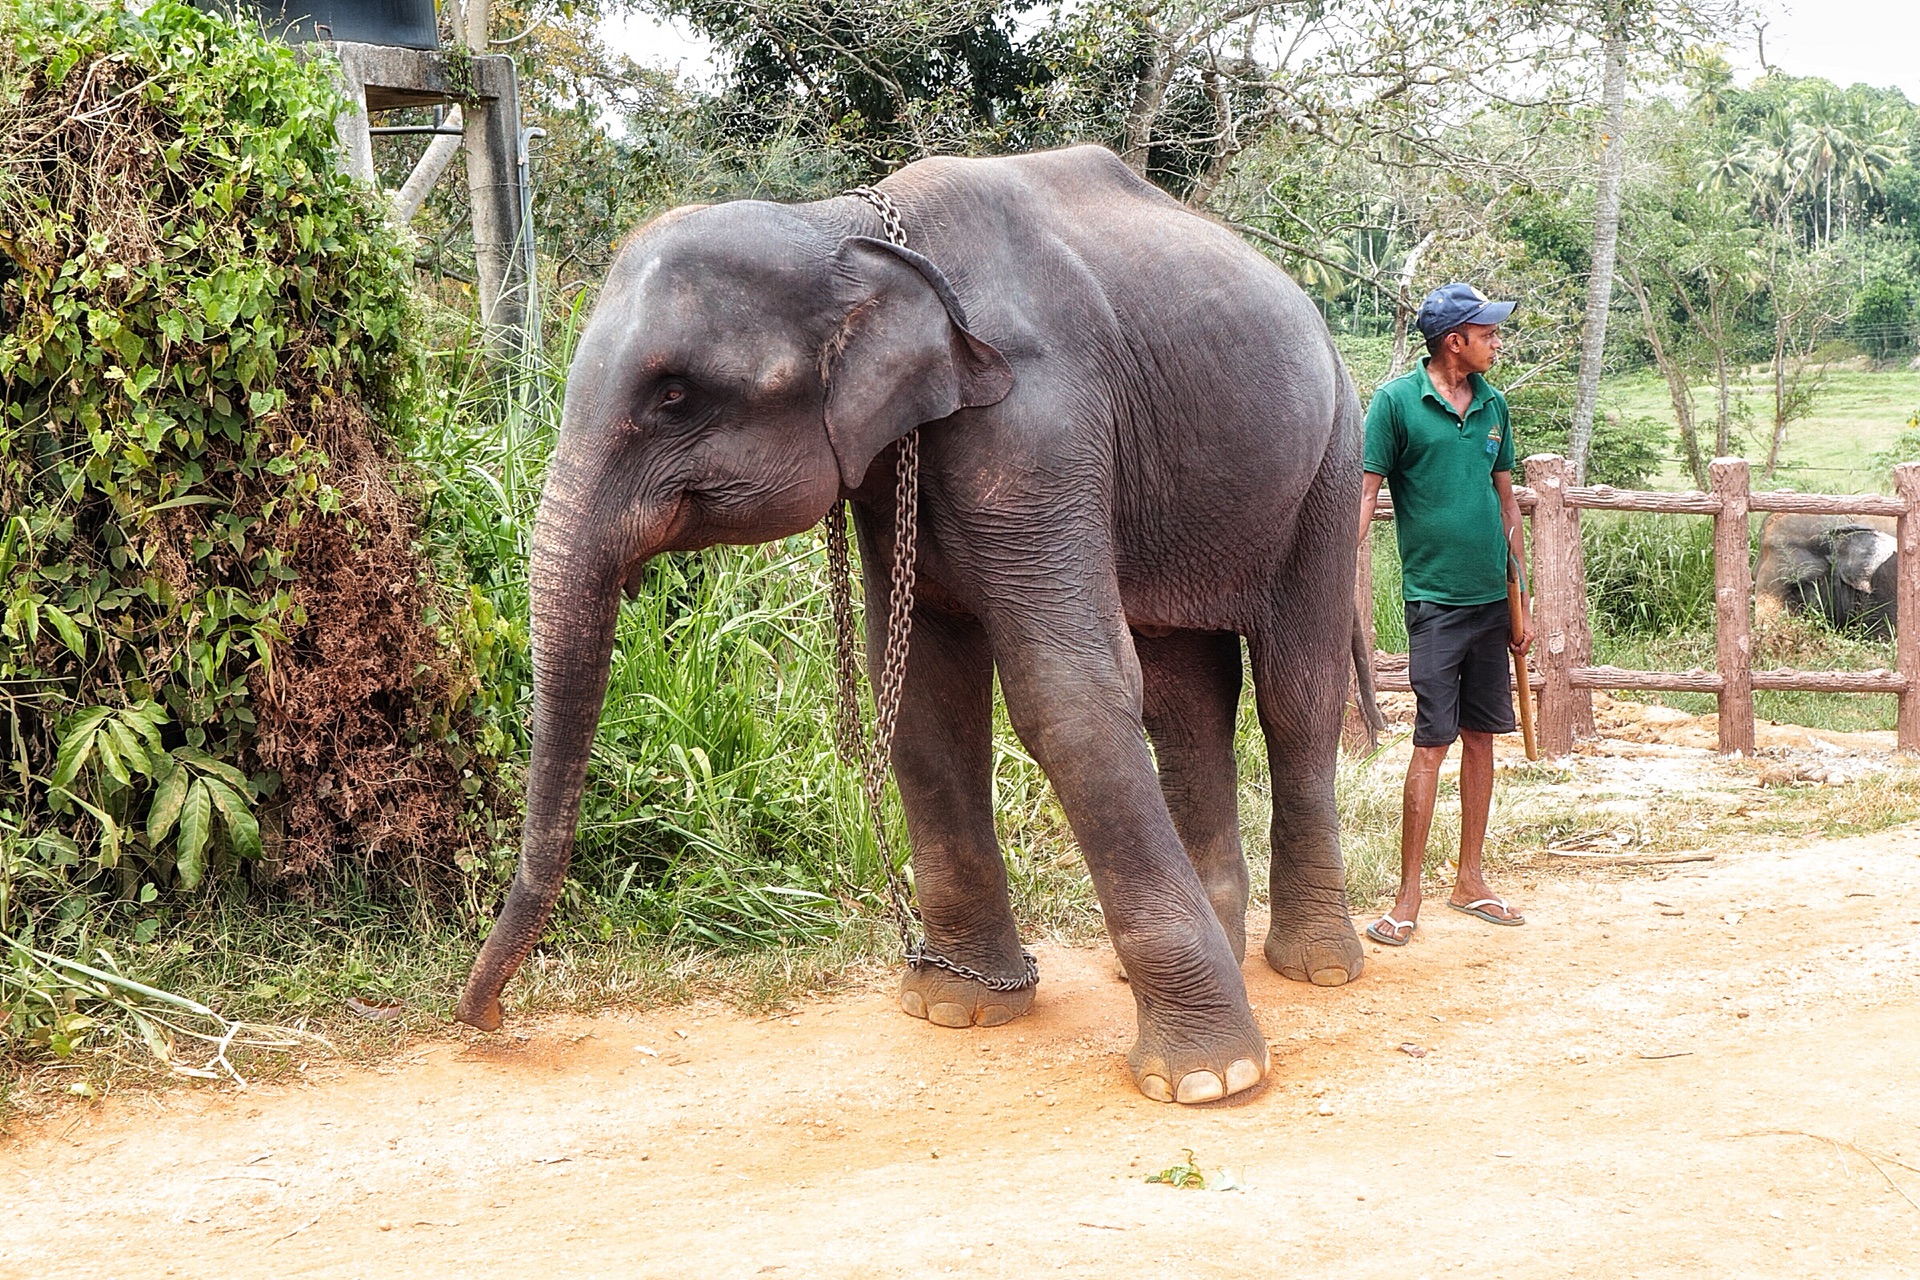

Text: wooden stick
xmin=1525 ymin=454 xmax=1575 ymax=756
xmin=1508 ymin=571 xmax=1537 ymax=761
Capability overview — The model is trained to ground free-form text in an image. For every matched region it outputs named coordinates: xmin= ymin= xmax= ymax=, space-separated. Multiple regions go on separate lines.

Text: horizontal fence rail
xmin=1359 ymin=454 xmax=1920 ymax=756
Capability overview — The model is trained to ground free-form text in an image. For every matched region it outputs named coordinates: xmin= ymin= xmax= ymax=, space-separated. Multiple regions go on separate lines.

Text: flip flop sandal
xmin=1450 ymin=897 xmax=1525 ymax=926
xmin=1365 ymin=914 xmax=1416 ymax=946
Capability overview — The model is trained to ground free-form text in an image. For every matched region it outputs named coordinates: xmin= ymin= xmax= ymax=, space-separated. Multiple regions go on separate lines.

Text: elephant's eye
xmin=656 ymin=381 xmax=689 ymax=411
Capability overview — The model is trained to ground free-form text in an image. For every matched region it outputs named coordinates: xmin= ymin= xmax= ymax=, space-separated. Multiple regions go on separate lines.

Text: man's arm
xmin=1358 ymin=471 xmax=1385 ymax=548
xmin=1493 ymin=469 xmax=1532 ymax=654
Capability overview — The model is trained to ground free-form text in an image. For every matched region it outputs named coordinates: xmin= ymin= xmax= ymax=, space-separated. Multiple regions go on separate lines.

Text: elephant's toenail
xmin=928 ymin=1001 xmax=972 ymax=1028
xmin=1176 ymin=1071 xmax=1225 ymax=1104
xmin=1138 ymin=1074 xmax=1173 ymax=1103
xmin=901 ymin=990 xmax=927 ymax=1019
xmin=977 ymin=1005 xmax=1015 ymax=1027
xmin=1225 ymin=1058 xmax=1262 ymax=1093
xmin=1310 ymin=966 xmax=1352 ymax=987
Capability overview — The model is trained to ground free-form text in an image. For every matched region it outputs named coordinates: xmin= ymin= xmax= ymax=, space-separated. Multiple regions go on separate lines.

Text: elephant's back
xmin=893 ymin=147 xmax=1323 ymax=339
xmin=888 ymin=146 xmax=1344 ymax=439
xmin=887 ymin=148 xmax=1352 ymax=625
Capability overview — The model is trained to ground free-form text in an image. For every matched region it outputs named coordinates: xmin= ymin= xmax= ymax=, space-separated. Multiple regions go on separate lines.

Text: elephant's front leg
xmin=887 ymin=606 xmax=1035 ymax=1028
xmin=996 ymin=630 xmax=1267 ymax=1104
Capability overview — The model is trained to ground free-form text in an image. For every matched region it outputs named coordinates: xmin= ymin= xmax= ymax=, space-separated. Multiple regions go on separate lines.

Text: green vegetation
xmin=0 ymin=1 xmax=512 ymax=1074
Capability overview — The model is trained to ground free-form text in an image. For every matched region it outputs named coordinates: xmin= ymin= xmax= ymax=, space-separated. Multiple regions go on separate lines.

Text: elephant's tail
xmin=1350 ymin=604 xmax=1385 ymax=750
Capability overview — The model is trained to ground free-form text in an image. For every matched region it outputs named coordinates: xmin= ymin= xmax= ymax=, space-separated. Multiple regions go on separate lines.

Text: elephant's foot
xmin=1127 ymin=1011 xmax=1269 ymax=1104
xmin=900 ymin=964 xmax=1035 ymax=1028
xmin=1264 ymin=912 xmax=1365 ymax=987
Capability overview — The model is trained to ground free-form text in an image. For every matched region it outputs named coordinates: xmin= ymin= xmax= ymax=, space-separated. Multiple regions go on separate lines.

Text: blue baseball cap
xmin=1414 ymin=283 xmax=1516 ymax=340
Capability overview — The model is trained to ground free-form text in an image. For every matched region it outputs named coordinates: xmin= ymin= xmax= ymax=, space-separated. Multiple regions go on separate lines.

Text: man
xmin=1357 ymin=283 xmax=1532 ymax=947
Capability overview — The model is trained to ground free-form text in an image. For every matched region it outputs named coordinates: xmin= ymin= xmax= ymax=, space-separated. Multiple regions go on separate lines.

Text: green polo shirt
xmin=1363 ymin=360 xmax=1514 ymax=606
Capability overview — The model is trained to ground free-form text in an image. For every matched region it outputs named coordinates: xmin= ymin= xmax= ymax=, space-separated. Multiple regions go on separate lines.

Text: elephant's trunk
xmin=457 ymin=478 xmax=628 ymax=1030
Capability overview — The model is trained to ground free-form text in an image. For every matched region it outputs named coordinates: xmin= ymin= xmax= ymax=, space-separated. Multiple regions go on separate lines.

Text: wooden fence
xmin=1361 ymin=454 xmax=1920 ymax=757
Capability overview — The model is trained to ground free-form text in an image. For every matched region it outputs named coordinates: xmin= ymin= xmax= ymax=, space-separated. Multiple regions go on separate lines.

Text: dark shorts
xmin=1405 ymin=599 xmax=1517 ymax=747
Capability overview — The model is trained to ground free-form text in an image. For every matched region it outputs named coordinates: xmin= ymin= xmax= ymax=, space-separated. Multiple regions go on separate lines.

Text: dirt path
xmin=5 ymin=825 xmax=1918 ymax=1279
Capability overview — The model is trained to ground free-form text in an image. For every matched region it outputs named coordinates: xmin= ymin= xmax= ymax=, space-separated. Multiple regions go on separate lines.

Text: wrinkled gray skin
xmin=457 ymin=145 xmax=1366 ymax=1104
xmin=1755 ymin=512 xmax=1899 ymax=637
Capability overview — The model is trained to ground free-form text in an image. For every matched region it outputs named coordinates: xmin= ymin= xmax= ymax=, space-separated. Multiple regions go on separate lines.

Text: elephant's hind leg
xmin=1137 ymin=628 xmax=1250 ymax=961
xmin=1248 ymin=621 xmax=1364 ymax=987
xmin=887 ymin=606 xmax=1035 ymax=1029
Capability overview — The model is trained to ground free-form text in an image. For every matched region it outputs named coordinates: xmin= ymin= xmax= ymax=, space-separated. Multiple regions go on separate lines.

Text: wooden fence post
xmin=1525 ymin=454 xmax=1575 ymax=756
xmin=1896 ymin=463 xmax=1920 ymax=753
xmin=1711 ymin=457 xmax=1755 ymax=755
xmin=1565 ymin=503 xmax=1596 ymax=740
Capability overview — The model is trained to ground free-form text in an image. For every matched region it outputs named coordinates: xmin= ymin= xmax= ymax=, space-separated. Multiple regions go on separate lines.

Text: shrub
xmin=1848 ymin=277 xmax=1913 ymax=359
xmin=0 ymin=0 xmax=505 ymax=927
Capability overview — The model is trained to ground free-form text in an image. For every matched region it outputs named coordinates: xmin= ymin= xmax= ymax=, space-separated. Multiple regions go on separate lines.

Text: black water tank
xmin=232 ymin=0 xmax=440 ymax=50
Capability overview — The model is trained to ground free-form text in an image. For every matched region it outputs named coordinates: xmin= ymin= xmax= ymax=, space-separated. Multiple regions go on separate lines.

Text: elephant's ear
xmin=822 ymin=235 xmax=1014 ymax=489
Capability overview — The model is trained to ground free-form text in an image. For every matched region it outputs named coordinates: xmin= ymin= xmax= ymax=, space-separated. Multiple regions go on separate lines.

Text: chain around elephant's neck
xmin=827 ymin=184 xmax=1038 ymax=995
xmin=846 ymin=183 xmax=908 ymax=247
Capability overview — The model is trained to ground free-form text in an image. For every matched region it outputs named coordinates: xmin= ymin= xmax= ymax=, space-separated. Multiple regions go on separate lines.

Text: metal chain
xmin=825 ymin=185 xmax=1037 ymax=994
xmin=845 ymin=184 xmax=907 ymax=248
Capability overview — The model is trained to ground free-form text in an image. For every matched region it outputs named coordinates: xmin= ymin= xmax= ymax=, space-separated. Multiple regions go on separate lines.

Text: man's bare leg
xmin=1372 ymin=743 xmax=1450 ymax=941
xmin=1449 ymin=729 xmax=1521 ymax=920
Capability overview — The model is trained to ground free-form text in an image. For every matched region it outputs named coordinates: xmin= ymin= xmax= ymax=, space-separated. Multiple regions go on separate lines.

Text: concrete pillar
xmin=464 ymin=54 xmax=528 ymax=361
xmin=333 ymin=54 xmax=376 ymax=185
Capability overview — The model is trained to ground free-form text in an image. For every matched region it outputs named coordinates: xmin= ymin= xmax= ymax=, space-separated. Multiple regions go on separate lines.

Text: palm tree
xmin=1792 ymin=84 xmax=1846 ymax=247
xmin=1830 ymin=95 xmax=1903 ymax=236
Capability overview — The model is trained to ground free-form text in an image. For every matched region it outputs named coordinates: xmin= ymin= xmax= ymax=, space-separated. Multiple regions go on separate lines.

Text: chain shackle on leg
xmin=823 ymin=433 xmax=1037 ymax=993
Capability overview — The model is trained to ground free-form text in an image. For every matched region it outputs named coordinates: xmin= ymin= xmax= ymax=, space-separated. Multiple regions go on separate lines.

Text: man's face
xmin=1448 ymin=322 xmax=1502 ymax=373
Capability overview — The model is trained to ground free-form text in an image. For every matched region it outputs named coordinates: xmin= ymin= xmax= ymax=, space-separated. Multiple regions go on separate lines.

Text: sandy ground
xmin=4 ymin=806 xmax=1918 ymax=1279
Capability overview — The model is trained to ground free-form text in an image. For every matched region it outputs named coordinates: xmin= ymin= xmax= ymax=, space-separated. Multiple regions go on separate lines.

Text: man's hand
xmin=1510 ymin=605 xmax=1534 ymax=657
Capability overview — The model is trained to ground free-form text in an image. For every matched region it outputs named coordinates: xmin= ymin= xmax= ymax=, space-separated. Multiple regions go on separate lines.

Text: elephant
xmin=456 ymin=144 xmax=1368 ymax=1105
xmin=1754 ymin=512 xmax=1898 ymax=637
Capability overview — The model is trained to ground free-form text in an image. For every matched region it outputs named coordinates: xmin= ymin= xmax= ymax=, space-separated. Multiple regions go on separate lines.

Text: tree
xmin=1761 ymin=243 xmax=1849 ymax=476
xmin=1559 ymin=0 xmax=1749 ymax=483
xmin=657 ymin=0 xmax=1055 ymax=167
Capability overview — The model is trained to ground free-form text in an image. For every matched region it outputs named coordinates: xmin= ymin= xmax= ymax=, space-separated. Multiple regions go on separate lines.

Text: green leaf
xmin=106 ymin=720 xmax=152 ymax=778
xmin=94 ymin=732 xmax=130 ymax=787
xmin=51 ymin=707 xmax=112 ymax=789
xmin=124 ymin=702 xmax=169 ymax=755
xmin=177 ymin=780 xmax=211 ymax=890
xmin=130 ymin=1011 xmax=172 ymax=1064
xmin=172 ymin=745 xmax=252 ymax=794
xmin=42 ymin=605 xmax=87 ymax=659
xmin=147 ymin=764 xmax=189 ymax=845
xmin=202 ymin=777 xmax=261 ymax=859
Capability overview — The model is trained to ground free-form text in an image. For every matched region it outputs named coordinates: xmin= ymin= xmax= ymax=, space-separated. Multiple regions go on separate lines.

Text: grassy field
xmin=1594 ymin=364 xmax=1920 ymax=493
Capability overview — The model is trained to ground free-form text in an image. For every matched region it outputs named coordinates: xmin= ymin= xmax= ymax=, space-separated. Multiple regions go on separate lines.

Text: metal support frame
xmin=327 ymin=42 xmax=532 ymax=363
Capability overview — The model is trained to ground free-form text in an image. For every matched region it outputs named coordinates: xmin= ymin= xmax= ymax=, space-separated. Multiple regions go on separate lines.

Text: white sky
xmin=601 ymin=0 xmax=1920 ymax=104
xmin=1728 ymin=0 xmax=1920 ymax=100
